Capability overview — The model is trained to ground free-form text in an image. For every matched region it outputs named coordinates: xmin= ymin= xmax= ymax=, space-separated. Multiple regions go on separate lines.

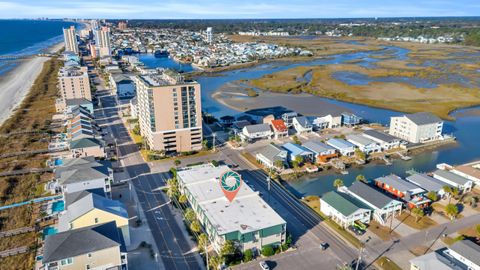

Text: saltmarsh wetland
xmin=240 ymin=36 xmax=480 ymax=120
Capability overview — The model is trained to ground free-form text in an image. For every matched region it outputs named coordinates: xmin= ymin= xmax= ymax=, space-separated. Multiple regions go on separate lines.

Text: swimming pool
xmin=42 ymin=227 xmax=57 ymax=239
xmin=54 ymin=158 xmax=63 ymax=166
xmin=51 ymin=200 xmax=64 ymax=212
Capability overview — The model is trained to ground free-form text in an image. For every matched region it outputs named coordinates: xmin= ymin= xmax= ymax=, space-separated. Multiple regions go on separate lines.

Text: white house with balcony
xmin=389 ymin=112 xmax=443 ymax=143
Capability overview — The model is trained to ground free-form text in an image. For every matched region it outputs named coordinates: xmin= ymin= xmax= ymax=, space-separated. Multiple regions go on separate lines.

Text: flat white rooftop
xmin=177 ymin=164 xmax=286 ymax=235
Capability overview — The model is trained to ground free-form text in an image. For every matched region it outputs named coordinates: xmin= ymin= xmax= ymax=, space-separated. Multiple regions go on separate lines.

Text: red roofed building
xmin=270 ymin=119 xmax=288 ymax=139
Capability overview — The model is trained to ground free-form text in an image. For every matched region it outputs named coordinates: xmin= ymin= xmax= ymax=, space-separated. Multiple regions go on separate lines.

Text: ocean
xmin=0 ymin=19 xmax=77 ymax=75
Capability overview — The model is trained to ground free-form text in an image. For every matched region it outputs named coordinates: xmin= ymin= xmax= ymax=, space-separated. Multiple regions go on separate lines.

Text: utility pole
xmin=355 ymin=247 xmax=364 ymax=270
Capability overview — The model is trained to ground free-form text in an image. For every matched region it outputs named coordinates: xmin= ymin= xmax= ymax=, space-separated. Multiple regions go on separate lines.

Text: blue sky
xmin=1 ymin=0 xmax=479 ymax=19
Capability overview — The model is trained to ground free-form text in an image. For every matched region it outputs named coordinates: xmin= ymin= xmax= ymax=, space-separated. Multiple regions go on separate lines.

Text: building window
xmin=61 ymin=258 xmax=73 ymax=265
xmin=86 ymin=264 xmax=91 ymax=270
xmin=87 ymin=253 xmax=92 ymax=258
xmin=94 ymin=218 xmax=99 ymax=223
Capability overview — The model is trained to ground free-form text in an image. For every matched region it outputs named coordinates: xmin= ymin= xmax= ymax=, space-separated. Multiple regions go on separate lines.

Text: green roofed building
xmin=177 ymin=164 xmax=286 ymax=253
xmin=320 ymin=190 xmax=372 ymax=228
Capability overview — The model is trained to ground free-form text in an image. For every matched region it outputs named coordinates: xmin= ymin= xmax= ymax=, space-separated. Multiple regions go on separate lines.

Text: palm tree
xmin=185 ymin=208 xmax=196 ymax=222
xmin=178 ymin=194 xmax=188 ymax=204
xmin=274 ymin=160 xmax=284 ymax=169
xmin=411 ymin=207 xmax=425 ymax=223
xmin=443 ymin=186 xmax=452 ymax=202
xmin=209 ymin=255 xmax=222 ymax=270
xmin=198 ymin=233 xmax=209 ymax=251
xmin=190 ymin=220 xmax=201 ymax=233
xmin=426 ymin=191 xmax=438 ymax=202
xmin=445 ymin=203 xmax=459 ymax=220
xmin=356 ymin=174 xmax=366 ymax=183
xmin=174 ymin=159 xmax=181 ymax=167
xmin=333 ymin=179 xmax=344 ymax=189
xmin=451 ymin=187 xmax=459 ymax=201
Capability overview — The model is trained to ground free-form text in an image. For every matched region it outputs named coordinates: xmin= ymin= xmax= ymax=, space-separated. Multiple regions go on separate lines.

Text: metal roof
xmin=406 ymin=174 xmax=446 ymax=192
xmin=256 ymin=144 xmax=286 ymax=163
xmin=326 ymin=138 xmax=355 ymax=150
xmin=433 ymin=169 xmax=470 ymax=186
xmin=375 ymin=174 xmax=425 ymax=193
xmin=450 ymin=240 xmax=480 ymax=267
xmin=244 ymin=123 xmax=272 ymax=134
xmin=321 ymin=191 xmax=371 ymax=217
xmin=346 ymin=134 xmax=377 ymax=146
xmin=348 ymin=181 xmax=399 ymax=209
xmin=282 ymin=143 xmax=313 ymax=157
xmin=363 ymin=129 xmax=400 ymax=143
xmin=303 ymin=141 xmax=335 ymax=154
xmin=405 ymin=112 xmax=442 ymax=125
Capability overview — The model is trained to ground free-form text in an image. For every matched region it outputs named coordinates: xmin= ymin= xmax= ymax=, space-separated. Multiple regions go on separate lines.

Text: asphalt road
xmin=95 ymin=89 xmax=204 ymax=270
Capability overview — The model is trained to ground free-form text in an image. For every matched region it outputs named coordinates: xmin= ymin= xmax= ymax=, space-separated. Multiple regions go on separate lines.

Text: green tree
xmin=209 ymin=255 xmax=222 ymax=270
xmin=451 ymin=187 xmax=459 ymax=200
xmin=426 ymin=191 xmax=438 ymax=202
xmin=220 ymin=240 xmax=236 ymax=258
xmin=185 ymin=208 xmax=196 ymax=222
xmin=178 ymin=194 xmax=188 ymax=204
xmin=174 ymin=159 xmax=182 ymax=167
xmin=476 ymin=224 xmax=480 ymax=237
xmin=198 ymin=233 xmax=208 ymax=251
xmin=167 ymin=180 xmax=179 ymax=198
xmin=243 ymin=249 xmax=253 ymax=262
xmin=443 ymin=185 xmax=452 ymax=203
xmin=211 ymin=160 xmax=219 ymax=167
xmin=292 ymin=135 xmax=302 ymax=145
xmin=356 ymin=174 xmax=366 ymax=183
xmin=190 ymin=220 xmax=201 ymax=233
xmin=355 ymin=148 xmax=366 ymax=161
xmin=274 ymin=160 xmax=284 ymax=169
xmin=294 ymin=155 xmax=304 ymax=165
xmin=411 ymin=207 xmax=425 ymax=223
xmin=261 ymin=245 xmax=275 ymax=257
xmin=445 ymin=203 xmax=459 ymax=220
xmin=333 ymin=178 xmax=344 ymax=189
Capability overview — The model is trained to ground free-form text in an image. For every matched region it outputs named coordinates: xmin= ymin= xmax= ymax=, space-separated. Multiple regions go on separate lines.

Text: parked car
xmin=320 ymin=242 xmax=329 ymax=250
xmin=259 ymin=261 xmax=270 ymax=270
xmin=348 ymin=225 xmax=365 ymax=236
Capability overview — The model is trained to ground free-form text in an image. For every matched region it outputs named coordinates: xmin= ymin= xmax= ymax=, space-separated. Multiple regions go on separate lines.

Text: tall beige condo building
xmin=96 ymin=26 xmax=111 ymax=57
xmin=135 ymin=70 xmax=202 ymax=153
xmin=58 ymin=66 xmax=92 ymax=101
xmin=63 ymin=26 xmax=79 ymax=54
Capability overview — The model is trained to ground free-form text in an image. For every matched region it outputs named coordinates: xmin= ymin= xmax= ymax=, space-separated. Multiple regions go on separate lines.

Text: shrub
xmin=261 ymin=245 xmax=275 ymax=257
xmin=243 ymin=249 xmax=253 ymax=262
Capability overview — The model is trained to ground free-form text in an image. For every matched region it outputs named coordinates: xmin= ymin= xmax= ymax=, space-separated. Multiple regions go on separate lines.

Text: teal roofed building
xmin=320 ymin=190 xmax=372 ymax=228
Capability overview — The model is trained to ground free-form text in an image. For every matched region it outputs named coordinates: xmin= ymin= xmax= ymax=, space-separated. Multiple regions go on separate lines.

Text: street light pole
xmin=355 ymin=247 xmax=364 ymax=270
xmin=212 ymin=133 xmax=216 ymax=152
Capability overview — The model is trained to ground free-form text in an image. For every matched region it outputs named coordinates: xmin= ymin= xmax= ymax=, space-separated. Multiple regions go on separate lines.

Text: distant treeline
xmin=109 ymin=17 xmax=480 ymax=46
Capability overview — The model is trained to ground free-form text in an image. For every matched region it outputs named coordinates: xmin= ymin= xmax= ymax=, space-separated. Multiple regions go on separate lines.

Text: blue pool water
xmin=54 ymin=158 xmax=63 ymax=166
xmin=42 ymin=227 xmax=57 ymax=239
xmin=51 ymin=201 xmax=64 ymax=212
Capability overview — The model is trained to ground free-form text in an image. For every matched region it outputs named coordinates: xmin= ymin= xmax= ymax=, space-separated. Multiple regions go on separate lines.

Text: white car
xmin=259 ymin=261 xmax=270 ymax=270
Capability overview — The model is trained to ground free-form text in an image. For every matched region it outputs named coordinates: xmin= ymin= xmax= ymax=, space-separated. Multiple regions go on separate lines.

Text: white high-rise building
xmin=63 ymin=26 xmax=79 ymax=54
xmin=96 ymin=26 xmax=111 ymax=57
xmin=206 ymin=27 xmax=213 ymax=44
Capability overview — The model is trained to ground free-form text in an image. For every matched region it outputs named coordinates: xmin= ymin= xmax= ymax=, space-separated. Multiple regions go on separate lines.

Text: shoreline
xmin=0 ymin=42 xmax=64 ymax=127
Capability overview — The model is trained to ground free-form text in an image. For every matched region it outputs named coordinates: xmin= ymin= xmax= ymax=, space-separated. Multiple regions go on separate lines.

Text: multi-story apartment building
xmin=63 ymin=26 xmax=79 ymax=54
xmin=135 ymin=69 xmax=202 ymax=153
xmin=58 ymin=66 xmax=92 ymax=102
xmin=96 ymin=26 xmax=111 ymax=57
xmin=389 ymin=112 xmax=443 ymax=143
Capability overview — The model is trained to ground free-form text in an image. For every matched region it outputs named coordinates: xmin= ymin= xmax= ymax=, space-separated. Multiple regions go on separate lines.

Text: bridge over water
xmin=0 ymin=53 xmax=53 ymax=63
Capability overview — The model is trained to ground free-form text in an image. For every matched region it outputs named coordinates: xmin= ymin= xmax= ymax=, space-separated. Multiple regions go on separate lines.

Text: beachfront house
xmin=389 ymin=112 xmax=444 ymax=143
xmin=320 ymin=191 xmax=372 ymax=228
xmin=303 ymin=141 xmax=338 ymax=163
xmin=326 ymin=138 xmax=356 ymax=156
xmin=342 ymin=181 xmax=403 ymax=225
xmin=70 ymin=137 xmax=105 ymax=158
xmin=282 ymin=143 xmax=314 ymax=163
xmin=42 ymin=221 xmax=128 ymax=270
xmin=432 ymin=169 xmax=473 ymax=192
xmin=374 ymin=175 xmax=430 ymax=209
xmin=242 ymin=123 xmax=273 ymax=141
xmin=362 ymin=129 xmax=402 ymax=151
xmin=346 ymin=134 xmax=381 ymax=154
xmin=269 ymin=119 xmax=289 ymax=139
xmin=292 ymin=116 xmax=313 ymax=134
xmin=255 ymin=144 xmax=288 ymax=169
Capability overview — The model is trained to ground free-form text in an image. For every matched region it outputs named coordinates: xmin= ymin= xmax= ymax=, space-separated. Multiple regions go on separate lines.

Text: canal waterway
xmin=141 ymin=44 xmax=480 ymax=198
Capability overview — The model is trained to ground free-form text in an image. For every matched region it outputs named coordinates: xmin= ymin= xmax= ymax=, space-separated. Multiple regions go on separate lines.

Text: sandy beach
xmin=0 ymin=42 xmax=64 ymax=126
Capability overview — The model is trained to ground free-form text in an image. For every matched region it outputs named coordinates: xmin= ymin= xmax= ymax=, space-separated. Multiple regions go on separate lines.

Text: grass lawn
xmin=432 ymin=202 xmax=464 ymax=220
xmin=368 ymin=220 xmax=400 ymax=241
xmin=443 ymin=224 xmax=480 ymax=246
xmin=240 ymin=152 xmax=263 ymax=170
xmin=396 ymin=212 xmax=437 ymax=230
xmin=302 ymin=196 xmax=363 ymax=249
xmin=376 ymin=256 xmax=402 ymax=270
xmin=409 ymin=245 xmax=431 ymax=256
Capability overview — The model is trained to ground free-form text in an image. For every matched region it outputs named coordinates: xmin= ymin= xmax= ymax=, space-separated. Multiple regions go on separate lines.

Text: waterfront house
xmin=53 ymin=157 xmax=113 ymax=197
xmin=255 ymin=144 xmax=288 ymax=169
xmin=326 ymin=138 xmax=356 ymax=156
xmin=447 ymin=239 xmax=480 ymax=270
xmin=292 ymin=116 xmax=313 ymax=134
xmin=405 ymin=173 xmax=448 ymax=197
xmin=282 ymin=112 xmax=298 ymax=128
xmin=311 ymin=113 xmax=342 ymax=130
xmin=232 ymin=120 xmax=251 ymax=132
xmin=451 ymin=161 xmax=480 ymax=186
xmin=432 ymin=169 xmax=473 ymax=192
xmin=389 ymin=112 xmax=444 ymax=143
xmin=342 ymin=181 xmax=403 ymax=225
xmin=242 ymin=123 xmax=273 ymax=141
xmin=42 ymin=221 xmax=128 ymax=270
xmin=374 ymin=175 xmax=430 ymax=209
xmin=58 ymin=190 xmax=130 ymax=246
xmin=269 ymin=119 xmax=288 ymax=139
xmin=282 ymin=143 xmax=314 ymax=163
xmin=320 ymin=191 xmax=372 ymax=228
xmin=341 ymin=112 xmax=362 ymax=126
xmin=346 ymin=134 xmax=381 ymax=154
xmin=362 ymin=129 xmax=402 ymax=150
xmin=303 ymin=141 xmax=338 ymax=163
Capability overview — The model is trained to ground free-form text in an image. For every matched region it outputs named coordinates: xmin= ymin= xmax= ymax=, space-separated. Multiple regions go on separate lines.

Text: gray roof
xmin=64 ymin=188 xmax=105 ymax=207
xmin=450 ymin=240 xmax=480 ymax=266
xmin=303 ymin=141 xmax=335 ymax=154
xmin=59 ymin=191 xmax=128 ymax=232
xmin=55 ymin=158 xmax=110 ymax=185
xmin=326 ymin=138 xmax=355 ymax=150
xmin=433 ymin=169 xmax=470 ymax=186
xmin=70 ymin=137 xmax=103 ymax=149
xmin=406 ymin=174 xmax=447 ymax=192
xmin=43 ymin=221 xmax=123 ymax=263
xmin=112 ymin=74 xmax=133 ymax=83
xmin=405 ymin=112 xmax=442 ymax=125
xmin=256 ymin=144 xmax=286 ymax=163
xmin=348 ymin=181 xmax=399 ymax=209
xmin=65 ymin=98 xmax=92 ymax=106
xmin=409 ymin=250 xmax=461 ymax=270
xmin=346 ymin=134 xmax=377 ymax=146
xmin=294 ymin=116 xmax=311 ymax=127
xmin=363 ymin=129 xmax=400 ymax=143
xmin=244 ymin=123 xmax=271 ymax=134
xmin=375 ymin=174 xmax=425 ymax=193
xmin=232 ymin=120 xmax=251 ymax=129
